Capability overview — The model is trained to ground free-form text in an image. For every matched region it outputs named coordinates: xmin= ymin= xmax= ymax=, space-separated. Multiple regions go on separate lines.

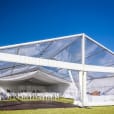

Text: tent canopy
xmin=0 ymin=33 xmax=114 ymax=82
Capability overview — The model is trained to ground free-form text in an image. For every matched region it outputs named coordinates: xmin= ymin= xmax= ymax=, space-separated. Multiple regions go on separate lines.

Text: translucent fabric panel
xmin=0 ymin=68 xmax=12 ymax=77
xmin=38 ymin=66 xmax=70 ymax=81
xmin=0 ymin=36 xmax=81 ymax=61
xmin=12 ymin=65 xmax=30 ymax=74
xmin=22 ymin=65 xmax=71 ymax=81
xmin=10 ymin=64 xmax=40 ymax=76
xmin=70 ymin=70 xmax=79 ymax=82
xmin=0 ymin=47 xmax=18 ymax=54
xmin=38 ymin=66 xmax=79 ymax=83
xmin=68 ymin=70 xmax=80 ymax=101
xmin=87 ymin=72 xmax=114 ymax=79
xmin=54 ymin=38 xmax=82 ymax=63
xmin=0 ymin=36 xmax=82 ymax=78
xmin=40 ymin=37 xmax=81 ymax=60
xmin=0 ymin=61 xmax=14 ymax=69
xmin=17 ymin=36 xmax=81 ymax=63
xmin=87 ymin=72 xmax=114 ymax=103
xmin=85 ymin=38 xmax=114 ymax=66
xmin=18 ymin=42 xmax=52 ymax=57
xmin=0 ymin=62 xmax=38 ymax=77
xmin=56 ymin=69 xmax=79 ymax=82
xmin=0 ymin=48 xmax=18 ymax=69
xmin=27 ymin=65 xmax=39 ymax=70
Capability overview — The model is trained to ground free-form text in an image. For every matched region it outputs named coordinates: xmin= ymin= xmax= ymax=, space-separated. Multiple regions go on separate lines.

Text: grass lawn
xmin=0 ymin=106 xmax=114 ymax=114
xmin=0 ymin=98 xmax=114 ymax=114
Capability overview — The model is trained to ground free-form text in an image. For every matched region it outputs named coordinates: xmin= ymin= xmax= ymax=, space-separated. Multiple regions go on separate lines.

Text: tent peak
xmin=0 ymin=33 xmax=83 ymax=50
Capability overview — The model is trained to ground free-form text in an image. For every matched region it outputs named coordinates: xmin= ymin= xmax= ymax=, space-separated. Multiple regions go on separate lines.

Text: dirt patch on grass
xmin=0 ymin=101 xmax=76 ymax=110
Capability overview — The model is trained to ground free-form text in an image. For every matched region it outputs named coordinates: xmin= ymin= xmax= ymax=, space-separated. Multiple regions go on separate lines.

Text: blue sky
xmin=0 ymin=0 xmax=114 ymax=51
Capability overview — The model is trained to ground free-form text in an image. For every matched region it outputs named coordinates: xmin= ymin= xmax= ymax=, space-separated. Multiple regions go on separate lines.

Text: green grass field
xmin=0 ymin=98 xmax=114 ymax=114
xmin=0 ymin=106 xmax=114 ymax=114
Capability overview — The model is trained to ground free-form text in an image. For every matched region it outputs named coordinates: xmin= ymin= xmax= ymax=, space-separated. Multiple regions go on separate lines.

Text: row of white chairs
xmin=5 ymin=92 xmax=60 ymax=100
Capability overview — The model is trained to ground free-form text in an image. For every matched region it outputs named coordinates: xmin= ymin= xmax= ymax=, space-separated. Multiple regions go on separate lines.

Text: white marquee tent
xmin=0 ymin=33 xmax=114 ymax=107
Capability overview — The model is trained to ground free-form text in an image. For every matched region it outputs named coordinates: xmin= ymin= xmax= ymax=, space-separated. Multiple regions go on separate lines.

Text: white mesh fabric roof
xmin=0 ymin=33 xmax=114 ymax=82
xmin=85 ymin=37 xmax=114 ymax=67
xmin=0 ymin=35 xmax=82 ymax=82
